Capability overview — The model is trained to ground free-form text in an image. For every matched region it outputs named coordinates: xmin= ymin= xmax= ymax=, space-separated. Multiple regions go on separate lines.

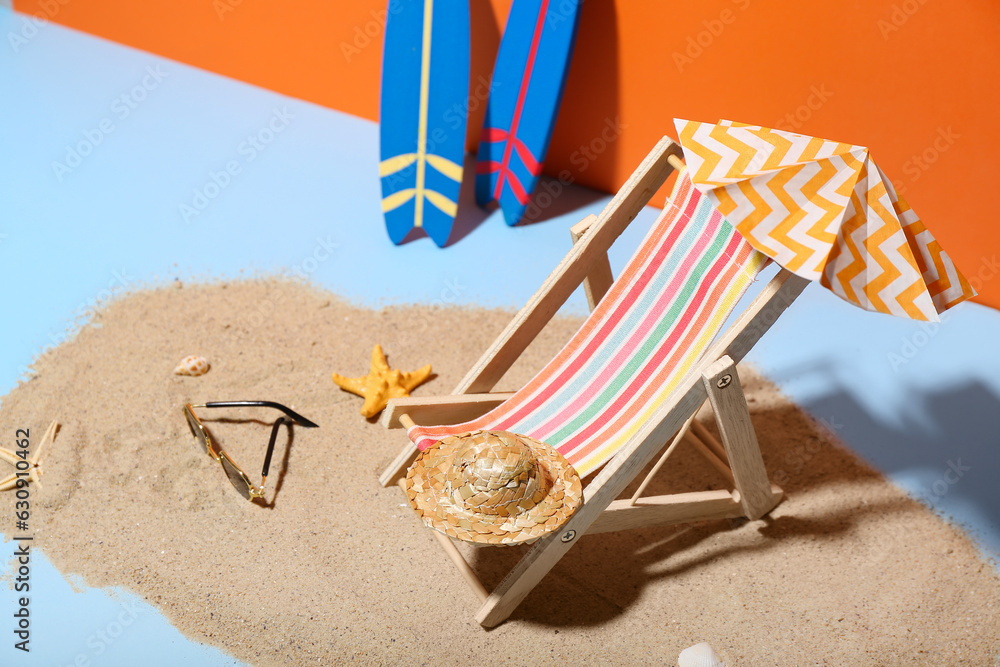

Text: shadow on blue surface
xmin=801 ymin=379 xmax=1000 ymax=557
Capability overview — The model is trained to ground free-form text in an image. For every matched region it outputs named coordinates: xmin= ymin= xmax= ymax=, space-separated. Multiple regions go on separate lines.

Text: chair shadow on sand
xmin=448 ymin=375 xmax=1000 ymax=628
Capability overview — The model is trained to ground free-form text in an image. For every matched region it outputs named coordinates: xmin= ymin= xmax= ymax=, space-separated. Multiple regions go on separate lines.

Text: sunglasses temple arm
xmin=202 ymin=401 xmax=319 ymax=428
xmin=260 ymin=418 xmax=289 ymax=483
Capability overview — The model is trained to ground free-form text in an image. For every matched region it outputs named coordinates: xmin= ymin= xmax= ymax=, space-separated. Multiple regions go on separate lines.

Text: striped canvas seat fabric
xmin=409 ymin=171 xmax=770 ymax=477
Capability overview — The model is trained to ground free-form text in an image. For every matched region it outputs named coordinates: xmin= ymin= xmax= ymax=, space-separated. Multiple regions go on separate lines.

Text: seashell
xmin=174 ymin=355 xmax=210 ymax=376
xmin=678 ymin=642 xmax=725 ymax=667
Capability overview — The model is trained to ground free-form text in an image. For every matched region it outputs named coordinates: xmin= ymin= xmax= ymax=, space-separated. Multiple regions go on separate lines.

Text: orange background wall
xmin=17 ymin=0 xmax=1000 ymax=310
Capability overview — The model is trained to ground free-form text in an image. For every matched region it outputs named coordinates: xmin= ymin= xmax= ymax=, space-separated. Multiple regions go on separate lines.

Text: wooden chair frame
xmin=378 ymin=137 xmax=809 ymax=627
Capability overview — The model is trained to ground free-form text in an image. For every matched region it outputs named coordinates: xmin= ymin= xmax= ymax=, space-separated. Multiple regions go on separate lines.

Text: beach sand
xmin=2 ymin=279 xmax=998 ymax=665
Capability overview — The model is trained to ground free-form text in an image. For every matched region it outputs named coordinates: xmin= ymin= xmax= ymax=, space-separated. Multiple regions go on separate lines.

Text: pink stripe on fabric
xmin=555 ymin=234 xmax=750 ymax=460
xmin=501 ymin=211 xmax=724 ymax=439
xmin=409 ymin=181 xmax=701 ymax=450
xmin=408 ymin=174 xmax=709 ymax=451
xmin=483 ymin=186 xmax=704 ymax=431
xmin=562 ymin=252 xmax=760 ymax=472
xmin=565 ymin=245 xmax=761 ymax=469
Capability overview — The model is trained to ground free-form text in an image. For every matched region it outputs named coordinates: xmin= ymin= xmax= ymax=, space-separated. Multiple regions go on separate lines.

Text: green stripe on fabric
xmin=547 ymin=228 xmax=732 ymax=445
xmin=513 ymin=192 xmax=711 ymax=436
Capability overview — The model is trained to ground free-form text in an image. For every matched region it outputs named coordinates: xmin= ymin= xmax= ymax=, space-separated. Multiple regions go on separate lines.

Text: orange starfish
xmin=332 ymin=345 xmax=432 ymax=418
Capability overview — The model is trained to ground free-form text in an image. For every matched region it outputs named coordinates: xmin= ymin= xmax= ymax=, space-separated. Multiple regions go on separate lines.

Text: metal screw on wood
xmin=560 ymin=530 xmax=576 ymax=542
xmin=717 ymin=374 xmax=732 ymax=389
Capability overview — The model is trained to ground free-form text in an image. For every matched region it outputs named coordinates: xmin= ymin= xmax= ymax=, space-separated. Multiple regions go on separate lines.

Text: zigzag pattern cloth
xmin=674 ymin=119 xmax=975 ymax=322
xmin=408 ymin=171 xmax=768 ymax=477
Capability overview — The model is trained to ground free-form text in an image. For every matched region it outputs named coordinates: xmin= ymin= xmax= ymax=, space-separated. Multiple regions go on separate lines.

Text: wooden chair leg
xmin=700 ymin=356 xmax=776 ymax=520
xmin=475 ymin=530 xmax=568 ymax=627
xmin=431 ymin=531 xmax=489 ymax=603
xmin=395 ymin=478 xmax=489 ymax=602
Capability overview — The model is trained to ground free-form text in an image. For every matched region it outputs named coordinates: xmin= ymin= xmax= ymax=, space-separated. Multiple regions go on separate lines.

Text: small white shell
xmin=174 ymin=355 xmax=210 ymax=377
xmin=678 ymin=642 xmax=725 ymax=667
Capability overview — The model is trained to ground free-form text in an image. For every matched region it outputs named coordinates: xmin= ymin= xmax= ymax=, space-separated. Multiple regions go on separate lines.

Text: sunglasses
xmin=183 ymin=401 xmax=319 ymax=501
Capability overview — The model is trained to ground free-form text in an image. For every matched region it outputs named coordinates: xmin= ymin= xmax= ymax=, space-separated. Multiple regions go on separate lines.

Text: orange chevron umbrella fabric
xmin=674 ymin=119 xmax=974 ymax=322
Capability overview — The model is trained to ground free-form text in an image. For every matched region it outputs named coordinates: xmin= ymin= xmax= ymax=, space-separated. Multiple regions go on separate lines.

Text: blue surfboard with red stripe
xmin=379 ymin=0 xmax=470 ymax=247
xmin=475 ymin=0 xmax=582 ymax=226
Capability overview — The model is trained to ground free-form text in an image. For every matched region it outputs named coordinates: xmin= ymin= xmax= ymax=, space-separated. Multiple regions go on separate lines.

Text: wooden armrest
xmin=381 ymin=392 xmax=516 ymax=428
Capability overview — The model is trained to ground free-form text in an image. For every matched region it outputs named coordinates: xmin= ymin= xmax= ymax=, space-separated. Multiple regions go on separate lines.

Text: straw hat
xmin=404 ymin=430 xmax=583 ymax=545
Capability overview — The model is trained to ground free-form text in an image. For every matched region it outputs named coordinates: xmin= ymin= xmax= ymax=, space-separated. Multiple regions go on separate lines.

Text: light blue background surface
xmin=1 ymin=7 xmax=998 ymax=665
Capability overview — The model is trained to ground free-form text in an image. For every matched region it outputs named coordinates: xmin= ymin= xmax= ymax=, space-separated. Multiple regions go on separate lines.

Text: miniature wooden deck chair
xmin=379 ymin=137 xmax=809 ymax=627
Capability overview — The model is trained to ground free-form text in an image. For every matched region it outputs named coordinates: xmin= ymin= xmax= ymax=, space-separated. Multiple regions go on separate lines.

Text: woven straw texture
xmin=405 ymin=430 xmax=583 ymax=545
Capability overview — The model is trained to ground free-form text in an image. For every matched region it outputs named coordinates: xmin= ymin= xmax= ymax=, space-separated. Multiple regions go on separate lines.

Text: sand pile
xmin=2 ymin=279 xmax=998 ymax=665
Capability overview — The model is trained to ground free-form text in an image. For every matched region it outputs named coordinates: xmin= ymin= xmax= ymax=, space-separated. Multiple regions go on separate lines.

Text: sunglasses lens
xmin=185 ymin=410 xmax=204 ymax=446
xmin=184 ymin=409 xmax=196 ymax=434
xmin=220 ymin=454 xmax=254 ymax=501
xmin=186 ymin=409 xmax=222 ymax=460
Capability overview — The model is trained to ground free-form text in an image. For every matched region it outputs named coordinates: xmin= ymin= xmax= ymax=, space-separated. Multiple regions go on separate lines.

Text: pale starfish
xmin=332 ymin=345 xmax=432 ymax=418
xmin=0 ymin=420 xmax=57 ymax=491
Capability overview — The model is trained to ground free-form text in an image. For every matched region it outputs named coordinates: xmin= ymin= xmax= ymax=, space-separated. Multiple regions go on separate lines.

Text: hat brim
xmin=404 ymin=431 xmax=583 ymax=546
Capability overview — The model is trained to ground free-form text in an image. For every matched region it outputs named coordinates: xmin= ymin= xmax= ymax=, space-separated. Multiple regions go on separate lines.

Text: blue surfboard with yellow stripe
xmin=379 ymin=0 xmax=469 ymax=247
